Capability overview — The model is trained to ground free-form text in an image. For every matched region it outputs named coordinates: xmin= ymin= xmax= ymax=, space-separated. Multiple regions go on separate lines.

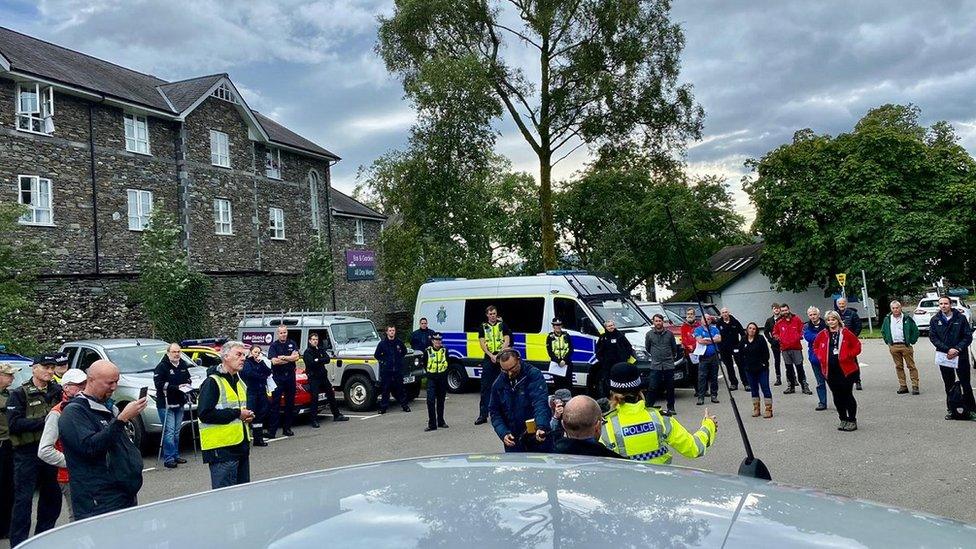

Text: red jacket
xmin=51 ymin=400 xmax=69 ymax=484
xmin=773 ymin=314 xmax=804 ymax=350
xmin=813 ymin=328 xmax=862 ymax=378
xmin=680 ymin=322 xmax=700 ymax=354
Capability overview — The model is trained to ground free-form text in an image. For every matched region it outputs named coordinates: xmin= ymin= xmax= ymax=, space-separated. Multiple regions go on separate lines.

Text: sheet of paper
xmin=548 ymin=361 xmax=568 ymax=377
xmin=266 ymin=376 xmax=277 ymax=392
xmin=689 ymin=353 xmax=700 ymax=365
xmin=693 ymin=343 xmax=708 ymax=356
xmin=936 ymin=351 xmax=959 ymax=369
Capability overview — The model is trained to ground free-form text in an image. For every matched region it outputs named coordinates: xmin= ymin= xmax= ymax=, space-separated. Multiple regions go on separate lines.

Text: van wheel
xmin=447 ymin=364 xmax=468 ymax=394
xmin=343 ymin=373 xmax=376 ymax=412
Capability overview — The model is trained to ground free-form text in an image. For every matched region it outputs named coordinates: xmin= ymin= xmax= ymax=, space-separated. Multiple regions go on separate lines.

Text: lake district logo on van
xmin=436 ymin=306 xmax=447 ymax=325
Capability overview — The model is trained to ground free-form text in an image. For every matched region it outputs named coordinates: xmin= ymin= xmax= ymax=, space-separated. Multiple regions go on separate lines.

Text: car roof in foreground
xmin=22 ymin=454 xmax=975 ymax=549
xmin=61 ymin=338 xmax=168 ymax=349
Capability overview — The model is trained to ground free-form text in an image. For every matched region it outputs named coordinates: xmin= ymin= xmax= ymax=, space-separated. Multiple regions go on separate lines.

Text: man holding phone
xmin=197 ymin=341 xmax=254 ymax=489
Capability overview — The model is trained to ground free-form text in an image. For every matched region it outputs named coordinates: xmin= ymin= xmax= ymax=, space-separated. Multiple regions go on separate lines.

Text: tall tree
xmin=557 ymin=168 xmax=744 ymax=291
xmin=378 ymin=0 xmax=704 ymax=269
xmin=744 ymin=104 xmax=975 ymax=302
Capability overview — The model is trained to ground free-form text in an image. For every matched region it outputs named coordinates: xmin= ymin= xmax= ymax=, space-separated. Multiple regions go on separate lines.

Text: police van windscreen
xmin=586 ymin=298 xmax=649 ymax=329
xmin=105 ymin=344 xmax=176 ymax=373
xmin=331 ymin=322 xmax=380 ymax=345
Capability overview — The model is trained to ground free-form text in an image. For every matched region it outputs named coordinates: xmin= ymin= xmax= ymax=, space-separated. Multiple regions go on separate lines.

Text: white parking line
xmin=266 ymin=436 xmax=286 ymax=443
xmin=142 ymin=467 xmax=156 ymax=472
xmin=342 ymin=414 xmax=371 ymax=418
xmin=359 ymin=414 xmax=382 ymax=420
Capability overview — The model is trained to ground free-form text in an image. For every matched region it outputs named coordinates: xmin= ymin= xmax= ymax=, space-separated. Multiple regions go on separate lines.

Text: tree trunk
xmin=539 ymin=156 xmax=556 ymax=269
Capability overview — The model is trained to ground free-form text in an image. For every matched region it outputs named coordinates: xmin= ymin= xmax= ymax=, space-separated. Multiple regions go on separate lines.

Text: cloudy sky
xmin=3 ymin=0 xmax=976 ymax=220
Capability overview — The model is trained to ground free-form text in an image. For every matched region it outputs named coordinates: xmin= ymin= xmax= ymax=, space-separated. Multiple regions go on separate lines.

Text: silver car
xmin=58 ymin=339 xmax=207 ymax=451
xmin=20 ymin=454 xmax=976 ymax=547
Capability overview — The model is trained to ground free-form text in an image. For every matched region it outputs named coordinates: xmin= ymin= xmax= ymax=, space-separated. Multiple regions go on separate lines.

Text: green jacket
xmin=881 ymin=314 xmax=919 ymax=346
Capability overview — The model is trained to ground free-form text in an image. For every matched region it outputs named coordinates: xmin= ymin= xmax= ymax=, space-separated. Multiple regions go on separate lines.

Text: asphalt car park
xmin=5 ymin=339 xmax=975 ymax=547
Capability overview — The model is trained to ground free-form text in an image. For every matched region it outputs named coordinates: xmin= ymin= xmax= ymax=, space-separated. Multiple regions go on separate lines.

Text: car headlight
xmin=634 ymin=347 xmax=649 ymax=361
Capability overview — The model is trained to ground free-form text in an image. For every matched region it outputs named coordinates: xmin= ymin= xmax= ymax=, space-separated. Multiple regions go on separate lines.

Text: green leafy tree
xmin=378 ymin=0 xmax=704 ymax=270
xmin=289 ymin=237 xmax=334 ymax=310
xmin=136 ymin=209 xmax=211 ymax=342
xmin=0 ymin=203 xmax=44 ymax=355
xmin=557 ymin=168 xmax=744 ymax=292
xmin=744 ymin=104 xmax=974 ymax=303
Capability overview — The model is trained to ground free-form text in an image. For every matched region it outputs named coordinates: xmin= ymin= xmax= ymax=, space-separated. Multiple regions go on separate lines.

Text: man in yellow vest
xmin=424 ymin=333 xmax=449 ymax=432
xmin=600 ymin=362 xmax=717 ymax=464
xmin=197 ymin=340 xmax=253 ymax=489
xmin=475 ymin=305 xmax=511 ymax=425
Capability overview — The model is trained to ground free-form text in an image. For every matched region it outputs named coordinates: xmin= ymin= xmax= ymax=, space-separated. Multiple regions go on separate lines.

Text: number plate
xmin=403 ymin=375 xmax=415 ymax=384
xmin=318 ymin=393 xmax=328 ymax=401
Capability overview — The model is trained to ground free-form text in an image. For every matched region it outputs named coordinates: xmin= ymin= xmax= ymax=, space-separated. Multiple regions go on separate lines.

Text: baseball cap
xmin=60 ymin=369 xmax=87 ymax=386
xmin=553 ymin=388 xmax=572 ymax=402
xmin=32 ymin=354 xmax=60 ymax=366
xmin=0 ymin=363 xmax=21 ymax=376
xmin=54 ymin=352 xmax=69 ymax=365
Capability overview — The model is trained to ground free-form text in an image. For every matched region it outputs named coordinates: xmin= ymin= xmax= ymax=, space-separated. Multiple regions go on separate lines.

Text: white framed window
xmin=16 ymin=83 xmax=54 ymax=134
xmin=17 ymin=175 xmax=53 ymax=225
xmin=123 ymin=113 xmax=150 ymax=154
xmin=308 ymin=170 xmax=320 ymax=231
xmin=354 ymin=218 xmax=365 ymax=245
xmin=265 ymin=148 xmax=282 ymax=179
xmin=211 ymin=83 xmax=238 ymax=104
xmin=210 ymin=130 xmax=230 ymax=167
xmin=214 ymin=198 xmax=233 ymax=235
xmin=269 ymin=207 xmax=285 ymax=240
xmin=126 ymin=189 xmax=153 ymax=231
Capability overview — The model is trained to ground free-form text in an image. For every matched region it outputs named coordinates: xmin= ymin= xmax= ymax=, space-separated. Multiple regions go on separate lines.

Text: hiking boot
xmin=815 ymin=403 xmax=827 ymax=411
xmin=711 ymin=395 xmax=720 ymax=404
xmin=897 ymin=387 xmax=909 ymax=394
xmin=855 ymin=382 xmax=863 ymax=391
xmin=474 ymin=416 xmax=487 ymax=425
xmin=837 ymin=421 xmax=848 ymax=431
xmin=801 ymin=382 xmax=812 ymax=395
xmin=911 ymin=387 xmax=920 ymax=395
xmin=697 ymin=396 xmax=705 ymax=406
xmin=783 ymin=384 xmax=796 ymax=395
xmin=751 ymin=397 xmax=761 ymax=417
xmin=774 ymin=376 xmax=782 ymax=386
xmin=763 ymin=400 xmax=773 ymax=418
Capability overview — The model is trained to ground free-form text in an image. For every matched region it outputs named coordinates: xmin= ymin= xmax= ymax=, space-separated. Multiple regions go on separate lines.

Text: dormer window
xmin=211 ymin=83 xmax=237 ymax=104
xmin=265 ymin=147 xmax=282 ymax=179
xmin=17 ymin=83 xmax=55 ymax=134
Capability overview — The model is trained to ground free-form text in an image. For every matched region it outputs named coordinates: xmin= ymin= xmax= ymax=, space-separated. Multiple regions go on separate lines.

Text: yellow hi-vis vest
xmin=199 ymin=374 xmax=251 ymax=451
xmin=426 ymin=346 xmax=448 ymax=374
xmin=482 ymin=322 xmax=505 ymax=353
xmin=600 ymin=400 xmax=715 ymax=464
xmin=550 ymin=333 xmax=570 ymax=359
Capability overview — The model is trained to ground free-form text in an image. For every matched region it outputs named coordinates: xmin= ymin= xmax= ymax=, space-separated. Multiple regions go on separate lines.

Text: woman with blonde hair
xmin=813 ymin=310 xmax=862 ymax=431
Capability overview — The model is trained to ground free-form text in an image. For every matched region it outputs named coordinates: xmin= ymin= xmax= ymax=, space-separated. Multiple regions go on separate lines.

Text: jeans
xmin=208 ymin=456 xmax=251 ymax=490
xmin=157 ymin=406 xmax=184 ymax=464
xmin=940 ymin=350 xmax=975 ymax=412
xmin=697 ymin=354 xmax=720 ymax=397
xmin=647 ymin=369 xmax=675 ymax=410
xmin=10 ymin=445 xmax=61 ymax=547
xmin=426 ymin=372 xmax=448 ymax=427
xmin=269 ymin=371 xmax=296 ymax=434
xmin=479 ymin=357 xmax=500 ymax=418
xmin=827 ymin=374 xmax=857 ymax=422
xmin=745 ymin=370 xmax=772 ymax=399
xmin=379 ymin=368 xmax=406 ymax=411
xmin=809 ymin=360 xmax=827 ymax=406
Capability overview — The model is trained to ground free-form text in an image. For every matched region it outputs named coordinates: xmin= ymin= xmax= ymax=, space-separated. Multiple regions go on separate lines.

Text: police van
xmin=413 ymin=272 xmax=686 ymax=393
xmin=236 ymin=311 xmax=425 ymax=412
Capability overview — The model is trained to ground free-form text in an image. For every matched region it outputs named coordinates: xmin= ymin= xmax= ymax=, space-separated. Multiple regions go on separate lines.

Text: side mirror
xmin=194 ymin=359 xmax=202 ymax=366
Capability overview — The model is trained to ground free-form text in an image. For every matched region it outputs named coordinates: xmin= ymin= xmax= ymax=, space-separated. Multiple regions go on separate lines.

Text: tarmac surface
xmin=8 ymin=338 xmax=975 ymax=546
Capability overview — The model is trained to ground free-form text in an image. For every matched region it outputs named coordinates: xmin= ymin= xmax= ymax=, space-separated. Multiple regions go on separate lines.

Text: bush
xmin=0 ymin=203 xmax=45 ymax=356
xmin=289 ymin=237 xmax=334 ymax=310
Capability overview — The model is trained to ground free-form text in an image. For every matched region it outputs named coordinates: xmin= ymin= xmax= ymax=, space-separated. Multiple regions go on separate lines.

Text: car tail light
xmin=914 ymin=309 xmax=925 ymax=315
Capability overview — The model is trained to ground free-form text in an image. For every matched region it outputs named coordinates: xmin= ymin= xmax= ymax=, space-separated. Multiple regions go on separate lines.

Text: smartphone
xmin=139 ymin=386 xmax=148 ymax=400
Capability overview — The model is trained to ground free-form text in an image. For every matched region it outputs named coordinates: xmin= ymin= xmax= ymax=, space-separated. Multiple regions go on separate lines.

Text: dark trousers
xmin=941 ymin=351 xmax=975 ymax=412
xmin=647 ymin=369 xmax=676 ymax=410
xmin=268 ymin=373 xmax=296 ymax=435
xmin=551 ymin=362 xmax=574 ymax=393
xmin=586 ymin=362 xmax=611 ymax=399
xmin=827 ymin=374 xmax=857 ymax=422
xmin=307 ymin=374 xmax=341 ymax=417
xmin=380 ymin=368 xmax=406 ymax=411
xmin=10 ymin=445 xmax=61 ymax=547
xmin=479 ymin=357 xmax=499 ymax=418
xmin=208 ymin=456 xmax=250 ymax=490
xmin=771 ymin=346 xmax=782 ymax=378
xmin=697 ymin=354 xmax=720 ymax=397
xmin=0 ymin=440 xmax=12 ymax=539
xmin=720 ymin=349 xmax=745 ymax=386
xmin=746 ymin=370 xmax=772 ymax=399
xmin=426 ymin=372 xmax=448 ymax=427
xmin=783 ymin=350 xmax=807 ymax=385
xmin=246 ymin=389 xmax=271 ymax=441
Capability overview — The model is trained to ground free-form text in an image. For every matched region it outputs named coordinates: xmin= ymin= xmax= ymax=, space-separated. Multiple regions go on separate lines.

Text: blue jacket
xmin=410 ymin=328 xmax=434 ymax=351
xmin=374 ymin=338 xmax=408 ymax=373
xmin=489 ymin=364 xmax=552 ymax=449
xmin=803 ymin=319 xmax=827 ymax=366
xmin=241 ymin=357 xmax=272 ymax=394
xmin=929 ymin=309 xmax=973 ymax=353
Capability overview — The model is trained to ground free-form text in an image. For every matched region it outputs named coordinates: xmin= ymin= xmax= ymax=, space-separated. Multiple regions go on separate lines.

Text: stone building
xmin=0 ymin=26 xmax=391 ymax=343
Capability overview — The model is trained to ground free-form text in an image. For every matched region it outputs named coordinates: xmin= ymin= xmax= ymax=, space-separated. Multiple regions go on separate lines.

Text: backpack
xmin=947 ymin=381 xmax=970 ymax=420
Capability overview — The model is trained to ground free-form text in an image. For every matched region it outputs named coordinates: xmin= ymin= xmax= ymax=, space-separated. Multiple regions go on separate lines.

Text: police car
xmin=0 ymin=346 xmax=34 ymax=385
xmin=236 ymin=311 xmax=425 ymax=412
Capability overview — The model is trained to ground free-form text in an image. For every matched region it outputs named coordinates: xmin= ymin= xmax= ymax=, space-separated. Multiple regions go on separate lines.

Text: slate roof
xmin=0 ymin=26 xmax=338 ymax=160
xmin=330 ymin=188 xmax=386 ymax=220
xmin=668 ymin=241 xmax=764 ymax=302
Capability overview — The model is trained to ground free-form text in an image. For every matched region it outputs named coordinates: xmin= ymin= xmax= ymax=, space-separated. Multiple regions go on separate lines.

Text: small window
xmin=462 ymin=297 xmax=545 ymax=334
xmin=210 ymin=130 xmax=230 ymax=167
xmin=17 ymin=175 xmax=53 ymax=225
xmin=214 ymin=198 xmax=233 ymax=235
xmin=16 ymin=83 xmax=54 ymax=134
xmin=211 ymin=83 xmax=238 ymax=104
xmin=123 ymin=113 xmax=150 ymax=154
xmin=76 ymin=348 xmax=102 ymax=372
xmin=269 ymin=207 xmax=285 ymax=240
xmin=265 ymin=148 xmax=282 ymax=179
xmin=554 ymin=297 xmax=598 ymax=336
xmin=354 ymin=219 xmax=365 ymax=245
xmin=308 ymin=171 xmax=320 ymax=231
xmin=127 ymin=189 xmax=153 ymax=231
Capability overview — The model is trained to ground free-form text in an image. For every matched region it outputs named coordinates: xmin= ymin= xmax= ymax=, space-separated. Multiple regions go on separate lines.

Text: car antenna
xmin=665 ymin=206 xmax=771 ymax=481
